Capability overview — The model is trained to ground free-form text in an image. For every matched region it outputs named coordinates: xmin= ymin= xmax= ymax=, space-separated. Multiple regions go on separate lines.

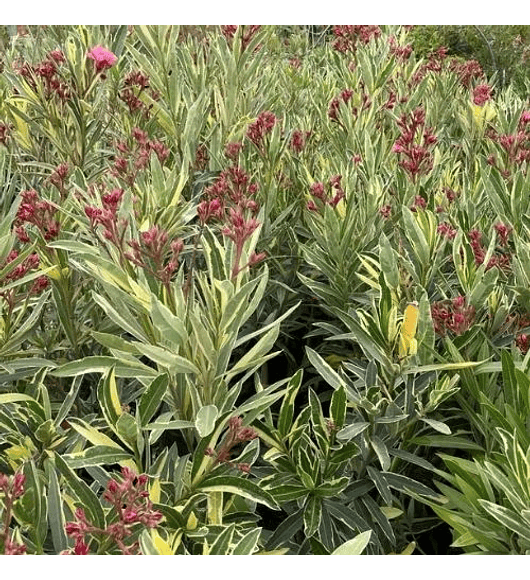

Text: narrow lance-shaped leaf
xmin=303 ymin=494 xmax=322 ymax=538
xmin=137 ymin=373 xmax=169 ymax=427
xmin=62 ymin=445 xmax=133 ymax=470
xmin=195 ymin=475 xmax=278 ymax=510
xmin=208 ymin=523 xmax=236 ymax=555
xmin=331 ymin=530 xmax=372 ymax=555
xmin=44 ymin=459 xmax=68 ymax=554
xmin=278 ymin=369 xmax=303 ymax=437
xmin=232 ymin=527 xmax=262 ymax=555
xmin=48 ymin=451 xmax=105 ymax=529
xmin=98 ymin=366 xmax=122 ymax=428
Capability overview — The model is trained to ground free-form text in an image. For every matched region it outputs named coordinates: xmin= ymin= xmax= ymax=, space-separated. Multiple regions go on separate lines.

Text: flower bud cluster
xmin=0 ymin=471 xmax=27 ymax=555
xmin=63 ymin=467 xmax=162 ymax=555
xmin=15 ymin=50 xmax=70 ymax=100
xmin=306 ymin=175 xmax=346 ymax=213
xmin=331 ymin=25 xmax=381 ymax=54
xmin=205 ymin=416 xmax=258 ymax=473
xmin=221 ymin=25 xmax=261 ymax=51
xmin=431 ymin=295 xmax=476 ymax=337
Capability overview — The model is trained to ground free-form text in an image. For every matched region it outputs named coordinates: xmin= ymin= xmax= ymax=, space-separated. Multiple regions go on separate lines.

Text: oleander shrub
xmin=2 ymin=24 xmax=530 ymax=555
xmin=410 ymin=25 xmax=530 ymax=96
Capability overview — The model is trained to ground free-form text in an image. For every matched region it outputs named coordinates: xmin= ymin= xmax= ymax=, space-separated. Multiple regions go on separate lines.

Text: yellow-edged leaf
xmin=399 ymin=301 xmax=419 ymax=358
xmin=151 ymin=530 xmax=174 ymax=555
xmin=149 ymin=478 xmax=161 ymax=503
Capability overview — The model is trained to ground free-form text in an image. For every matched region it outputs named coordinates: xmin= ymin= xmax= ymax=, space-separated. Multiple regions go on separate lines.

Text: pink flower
xmin=249 ymin=251 xmax=267 ymax=266
xmin=87 ymin=46 xmax=117 ymax=72
xmin=310 ymin=182 xmax=325 ymax=200
xmin=246 ymin=111 xmax=277 ymax=150
xmin=431 ymin=296 xmax=475 ymax=337
xmin=290 ymin=129 xmax=309 ymax=154
xmin=494 ymin=222 xmax=512 ymax=246
xmin=411 ymin=195 xmax=426 ymax=211
xmin=437 ymin=222 xmax=457 ymax=239
xmin=4 ymin=537 xmax=27 ymax=555
xmin=0 ymin=122 xmax=11 ymax=146
xmin=48 ymin=50 xmax=66 ymax=63
xmin=520 ymin=111 xmax=530 ymax=126
xmin=472 ymin=83 xmax=492 ymax=106
xmin=379 ymin=204 xmax=391 ymax=219
xmin=288 ymin=57 xmax=301 ymax=68
xmin=73 ymin=538 xmax=90 ymax=555
xmin=225 ymin=141 xmax=242 ymax=160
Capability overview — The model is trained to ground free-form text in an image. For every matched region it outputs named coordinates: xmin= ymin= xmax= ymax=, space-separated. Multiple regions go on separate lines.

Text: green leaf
xmin=232 ymin=527 xmax=262 ymax=555
xmin=367 ymin=466 xmax=393 ymax=506
xmin=208 ymin=523 xmax=236 ymax=555
xmin=370 ymin=436 xmax=391 ymax=471
xmin=330 ymin=385 xmax=347 ymax=430
xmin=195 ymin=404 xmax=219 ymax=438
xmin=91 ymin=291 xmax=147 ymax=341
xmin=479 ymin=501 xmax=530 ymax=543
xmin=337 ymin=422 xmax=370 ymax=440
xmin=235 ymin=301 xmax=300 ymax=350
xmin=44 ymin=459 xmax=68 ymax=554
xmin=312 ymin=477 xmax=350 ymax=498
xmin=0 ymin=393 xmax=38 ymax=405
xmin=67 ymin=417 xmax=127 ymax=450
xmin=306 ymin=347 xmax=345 ymax=391
xmin=331 ymin=530 xmax=372 ymax=555
xmin=309 ymin=536 xmax=331 ymax=555
xmin=152 ymin=503 xmax=187 ymax=530
xmin=234 ymin=380 xmax=289 ymax=422
xmin=196 ymin=475 xmax=278 ymax=510
xmin=53 ymin=376 xmax=83 ymax=428
xmin=402 ymin=205 xmax=430 ymax=267
xmin=410 ymin=435 xmax=483 ymax=451
xmin=51 ymin=284 xmax=78 ymax=351
xmin=325 ymin=500 xmax=372 ymax=535
xmin=278 ymin=369 xmax=302 ymax=437
xmin=265 ymin=483 xmax=307 ymax=503
xmin=138 ymin=529 xmax=160 ymax=555
xmin=420 ymin=417 xmax=452 ymax=435
xmin=501 ymin=349 xmax=520 ymax=409
xmin=403 ymin=361 xmax=483 ymax=374
xmin=51 ymin=356 xmax=157 ymax=379
xmin=379 ymin=233 xmax=399 ymax=289
xmin=138 ymin=373 xmax=169 ymax=427
xmin=379 ymin=506 xmax=404 ymax=520
xmin=265 ymin=509 xmax=304 ymax=550
xmin=388 ymin=448 xmax=437 ymax=472
xmin=383 ymin=472 xmax=440 ymax=498
xmin=227 ymin=325 xmax=280 ymax=379
xmin=97 ymin=366 xmax=122 ymax=428
xmin=303 ymin=494 xmax=322 ymax=538
xmin=143 ymin=418 xmax=196 ymax=431
xmin=150 ymin=298 xmax=188 ymax=350
xmin=133 ymin=342 xmax=200 ymax=375
xmin=308 ymin=387 xmax=327 ymax=437
xmin=116 ymin=413 xmax=139 ymax=448
xmin=360 ymin=495 xmax=396 ymax=545
xmin=63 ymin=445 xmax=133 ymax=469
xmin=23 ymin=460 xmax=47 ymax=551
xmin=48 ymin=451 xmax=105 ymax=529
xmin=90 ymin=330 xmax=140 ymax=354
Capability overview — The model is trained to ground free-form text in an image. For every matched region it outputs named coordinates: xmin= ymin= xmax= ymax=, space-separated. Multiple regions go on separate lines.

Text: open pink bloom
xmin=87 ymin=46 xmax=117 ymax=72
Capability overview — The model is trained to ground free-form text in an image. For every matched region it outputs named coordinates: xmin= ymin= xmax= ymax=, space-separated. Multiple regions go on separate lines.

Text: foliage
xmin=410 ymin=25 xmax=530 ymax=96
xmin=1 ymin=23 xmax=530 ymax=555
